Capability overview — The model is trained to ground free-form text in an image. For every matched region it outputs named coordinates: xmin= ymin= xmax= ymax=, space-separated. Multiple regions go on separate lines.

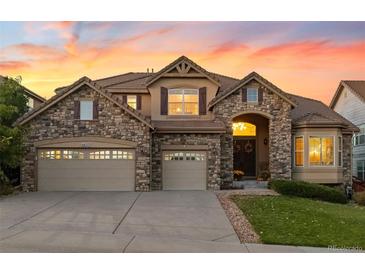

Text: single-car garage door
xmin=37 ymin=148 xmax=135 ymax=191
xmin=162 ymin=151 xmax=207 ymax=190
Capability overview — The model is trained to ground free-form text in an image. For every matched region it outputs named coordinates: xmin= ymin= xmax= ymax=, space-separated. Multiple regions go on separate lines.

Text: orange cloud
xmin=0 ymin=61 xmax=30 ymax=70
xmin=5 ymin=43 xmax=64 ymax=59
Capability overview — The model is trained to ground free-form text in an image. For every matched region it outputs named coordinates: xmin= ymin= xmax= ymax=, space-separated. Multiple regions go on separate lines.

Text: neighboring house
xmin=15 ymin=56 xmax=358 ymax=192
xmin=0 ymin=75 xmax=46 ymax=109
xmin=330 ymin=81 xmax=365 ymax=181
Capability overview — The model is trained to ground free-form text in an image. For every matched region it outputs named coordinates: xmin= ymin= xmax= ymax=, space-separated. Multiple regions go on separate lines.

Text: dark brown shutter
xmin=199 ymin=87 xmax=207 ymax=115
xmin=258 ymin=87 xmax=264 ymax=104
xmin=160 ymin=87 xmax=168 ymax=115
xmin=93 ymin=100 xmax=98 ymax=120
xmin=74 ymin=101 xmax=80 ymax=119
xmin=122 ymin=95 xmax=127 ymax=104
xmin=242 ymin=88 xmax=247 ymax=102
xmin=136 ymin=95 xmax=142 ymax=110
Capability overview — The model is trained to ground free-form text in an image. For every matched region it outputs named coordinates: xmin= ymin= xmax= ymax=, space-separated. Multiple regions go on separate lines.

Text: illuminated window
xmin=127 ymin=95 xmax=137 ymax=109
xmin=309 ymin=137 xmax=334 ymax=166
xmin=232 ymin=122 xmax=256 ymax=136
xmin=168 ymin=89 xmax=198 ymax=115
xmin=295 ymin=136 xmax=304 ymax=166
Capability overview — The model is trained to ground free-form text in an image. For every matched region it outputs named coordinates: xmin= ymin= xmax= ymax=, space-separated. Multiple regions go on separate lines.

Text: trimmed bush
xmin=354 ymin=192 xmax=365 ymax=206
xmin=269 ymin=180 xmax=347 ymax=204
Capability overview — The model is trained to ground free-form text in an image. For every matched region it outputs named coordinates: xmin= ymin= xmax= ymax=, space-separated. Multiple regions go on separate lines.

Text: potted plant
xmin=233 ymin=170 xmax=244 ymax=181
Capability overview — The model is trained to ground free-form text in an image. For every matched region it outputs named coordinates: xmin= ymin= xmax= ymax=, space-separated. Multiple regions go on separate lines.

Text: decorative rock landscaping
xmin=216 ymin=189 xmax=278 ymax=243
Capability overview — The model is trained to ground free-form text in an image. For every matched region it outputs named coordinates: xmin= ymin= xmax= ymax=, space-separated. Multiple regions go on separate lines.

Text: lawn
xmin=232 ymin=195 xmax=365 ymax=249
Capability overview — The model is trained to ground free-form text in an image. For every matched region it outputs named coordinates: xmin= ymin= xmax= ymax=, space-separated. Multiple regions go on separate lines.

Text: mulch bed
xmin=216 ymin=189 xmax=278 ymax=243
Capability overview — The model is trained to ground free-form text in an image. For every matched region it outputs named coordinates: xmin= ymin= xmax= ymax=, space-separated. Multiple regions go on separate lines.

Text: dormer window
xmin=168 ymin=89 xmax=199 ymax=115
xmin=247 ymin=88 xmax=258 ymax=103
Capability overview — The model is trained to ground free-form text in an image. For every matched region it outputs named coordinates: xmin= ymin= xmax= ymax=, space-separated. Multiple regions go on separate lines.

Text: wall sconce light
xmin=264 ymin=138 xmax=268 ymax=145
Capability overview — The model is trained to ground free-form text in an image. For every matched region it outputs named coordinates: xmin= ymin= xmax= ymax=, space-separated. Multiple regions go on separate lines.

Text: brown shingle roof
xmin=208 ymin=71 xmax=297 ymax=108
xmin=146 ymin=56 xmax=221 ymax=87
xmin=15 ymin=76 xmax=153 ymax=129
xmin=288 ymin=93 xmax=358 ymax=132
xmin=343 ymin=80 xmax=365 ymax=101
xmin=330 ymin=80 xmax=365 ymax=109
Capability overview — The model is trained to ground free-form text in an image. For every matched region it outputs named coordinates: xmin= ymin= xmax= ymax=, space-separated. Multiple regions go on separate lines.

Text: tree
xmin=0 ymin=77 xmax=29 ymax=191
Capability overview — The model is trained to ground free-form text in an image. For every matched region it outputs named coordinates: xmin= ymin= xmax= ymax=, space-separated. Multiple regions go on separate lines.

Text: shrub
xmin=269 ymin=180 xmax=347 ymax=204
xmin=354 ymin=192 xmax=365 ymax=206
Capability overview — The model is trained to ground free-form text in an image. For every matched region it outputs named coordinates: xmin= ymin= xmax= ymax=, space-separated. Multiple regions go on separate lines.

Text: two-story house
xmin=0 ymin=75 xmax=46 ymax=110
xmin=15 ymin=56 xmax=358 ymax=192
xmin=330 ymin=80 xmax=365 ymax=181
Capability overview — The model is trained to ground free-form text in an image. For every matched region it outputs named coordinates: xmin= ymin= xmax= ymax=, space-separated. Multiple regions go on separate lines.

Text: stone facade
xmin=21 ymin=85 xmax=151 ymax=191
xmin=343 ymin=133 xmax=353 ymax=186
xmin=151 ymin=133 xmax=221 ymax=190
xmin=213 ymin=80 xmax=292 ymax=185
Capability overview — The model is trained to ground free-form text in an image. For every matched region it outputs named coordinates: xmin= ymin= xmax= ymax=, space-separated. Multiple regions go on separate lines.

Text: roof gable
xmin=208 ymin=71 xmax=296 ymax=109
xmin=16 ymin=76 xmax=153 ymax=129
xmin=146 ymin=56 xmax=221 ymax=87
xmin=330 ymin=80 xmax=365 ymax=109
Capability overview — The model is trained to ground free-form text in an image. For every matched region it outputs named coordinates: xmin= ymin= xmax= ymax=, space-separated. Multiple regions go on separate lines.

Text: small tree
xmin=0 ymin=77 xmax=29 ymax=192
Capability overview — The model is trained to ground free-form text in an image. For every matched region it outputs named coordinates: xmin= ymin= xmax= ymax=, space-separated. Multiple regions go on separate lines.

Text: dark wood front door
xmin=233 ymin=139 xmax=256 ymax=177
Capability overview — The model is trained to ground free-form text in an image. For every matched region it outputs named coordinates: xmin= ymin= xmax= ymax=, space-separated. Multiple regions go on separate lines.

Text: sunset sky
xmin=1 ymin=21 xmax=365 ymax=103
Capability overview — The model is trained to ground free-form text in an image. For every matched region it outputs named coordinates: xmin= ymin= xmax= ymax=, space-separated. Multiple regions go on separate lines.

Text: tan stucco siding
xmin=292 ymin=128 xmax=344 ymax=184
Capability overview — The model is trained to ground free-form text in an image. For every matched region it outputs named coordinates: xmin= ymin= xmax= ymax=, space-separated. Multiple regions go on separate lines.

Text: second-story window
xmin=247 ymin=88 xmax=258 ymax=103
xmin=168 ymin=89 xmax=198 ymax=115
xmin=127 ymin=95 xmax=137 ymax=109
xmin=80 ymin=100 xmax=93 ymax=120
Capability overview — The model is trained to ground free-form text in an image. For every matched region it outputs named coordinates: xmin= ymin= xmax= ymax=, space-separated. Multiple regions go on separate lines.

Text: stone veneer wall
xmin=342 ymin=133 xmax=353 ymax=186
xmin=21 ymin=85 xmax=151 ymax=191
xmin=213 ymin=81 xmax=292 ymax=185
xmin=151 ymin=133 xmax=221 ymax=190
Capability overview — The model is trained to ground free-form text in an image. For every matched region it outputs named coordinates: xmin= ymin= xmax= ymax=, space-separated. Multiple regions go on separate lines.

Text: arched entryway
xmin=232 ymin=113 xmax=270 ymax=181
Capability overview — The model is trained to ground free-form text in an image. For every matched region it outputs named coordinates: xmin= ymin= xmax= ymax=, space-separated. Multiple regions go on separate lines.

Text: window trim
xmin=167 ymin=88 xmax=199 ymax=116
xmin=308 ymin=136 xmax=335 ymax=167
xmin=294 ymin=135 xmax=304 ymax=167
xmin=357 ymin=160 xmax=365 ymax=181
xmin=247 ymin=87 xmax=259 ymax=104
xmin=80 ymin=100 xmax=94 ymax=121
xmin=338 ymin=136 xmax=343 ymax=167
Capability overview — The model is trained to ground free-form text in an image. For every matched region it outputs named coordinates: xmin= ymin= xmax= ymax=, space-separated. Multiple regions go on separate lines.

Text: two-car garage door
xmin=37 ymin=148 xmax=135 ymax=191
xmin=162 ymin=151 xmax=207 ymax=190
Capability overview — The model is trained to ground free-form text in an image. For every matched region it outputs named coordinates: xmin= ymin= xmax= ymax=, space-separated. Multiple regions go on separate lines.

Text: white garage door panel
xmin=37 ymin=149 xmax=135 ymax=191
xmin=163 ymin=151 xmax=207 ymax=190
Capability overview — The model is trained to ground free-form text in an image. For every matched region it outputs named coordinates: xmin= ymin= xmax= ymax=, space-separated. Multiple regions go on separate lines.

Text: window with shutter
xmin=199 ymin=87 xmax=207 ymax=115
xmin=161 ymin=87 xmax=168 ymax=115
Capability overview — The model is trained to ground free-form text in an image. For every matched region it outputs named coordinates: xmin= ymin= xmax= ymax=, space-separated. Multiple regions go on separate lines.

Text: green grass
xmin=232 ymin=195 xmax=365 ymax=249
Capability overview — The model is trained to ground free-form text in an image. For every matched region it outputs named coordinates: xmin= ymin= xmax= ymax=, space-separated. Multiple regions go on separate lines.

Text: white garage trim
xmin=34 ymin=136 xmax=137 ymax=148
xmin=162 ymin=150 xmax=207 ymax=190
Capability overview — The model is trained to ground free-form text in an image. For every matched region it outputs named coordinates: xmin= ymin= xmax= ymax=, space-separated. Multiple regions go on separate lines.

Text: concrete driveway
xmin=0 ymin=191 xmax=246 ymax=252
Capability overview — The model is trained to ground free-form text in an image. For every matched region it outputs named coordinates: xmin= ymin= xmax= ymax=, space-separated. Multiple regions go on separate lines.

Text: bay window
xmin=168 ymin=89 xmax=198 ymax=115
xmin=338 ymin=136 xmax=343 ymax=166
xmin=309 ymin=136 xmax=334 ymax=166
xmin=294 ymin=136 xmax=304 ymax=166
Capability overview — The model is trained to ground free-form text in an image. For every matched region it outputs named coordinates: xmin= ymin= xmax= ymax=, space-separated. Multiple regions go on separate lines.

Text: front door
xmin=233 ymin=139 xmax=256 ymax=177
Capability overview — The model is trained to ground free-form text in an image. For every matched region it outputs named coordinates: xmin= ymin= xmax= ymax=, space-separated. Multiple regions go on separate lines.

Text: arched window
xmin=232 ymin=122 xmax=256 ymax=136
